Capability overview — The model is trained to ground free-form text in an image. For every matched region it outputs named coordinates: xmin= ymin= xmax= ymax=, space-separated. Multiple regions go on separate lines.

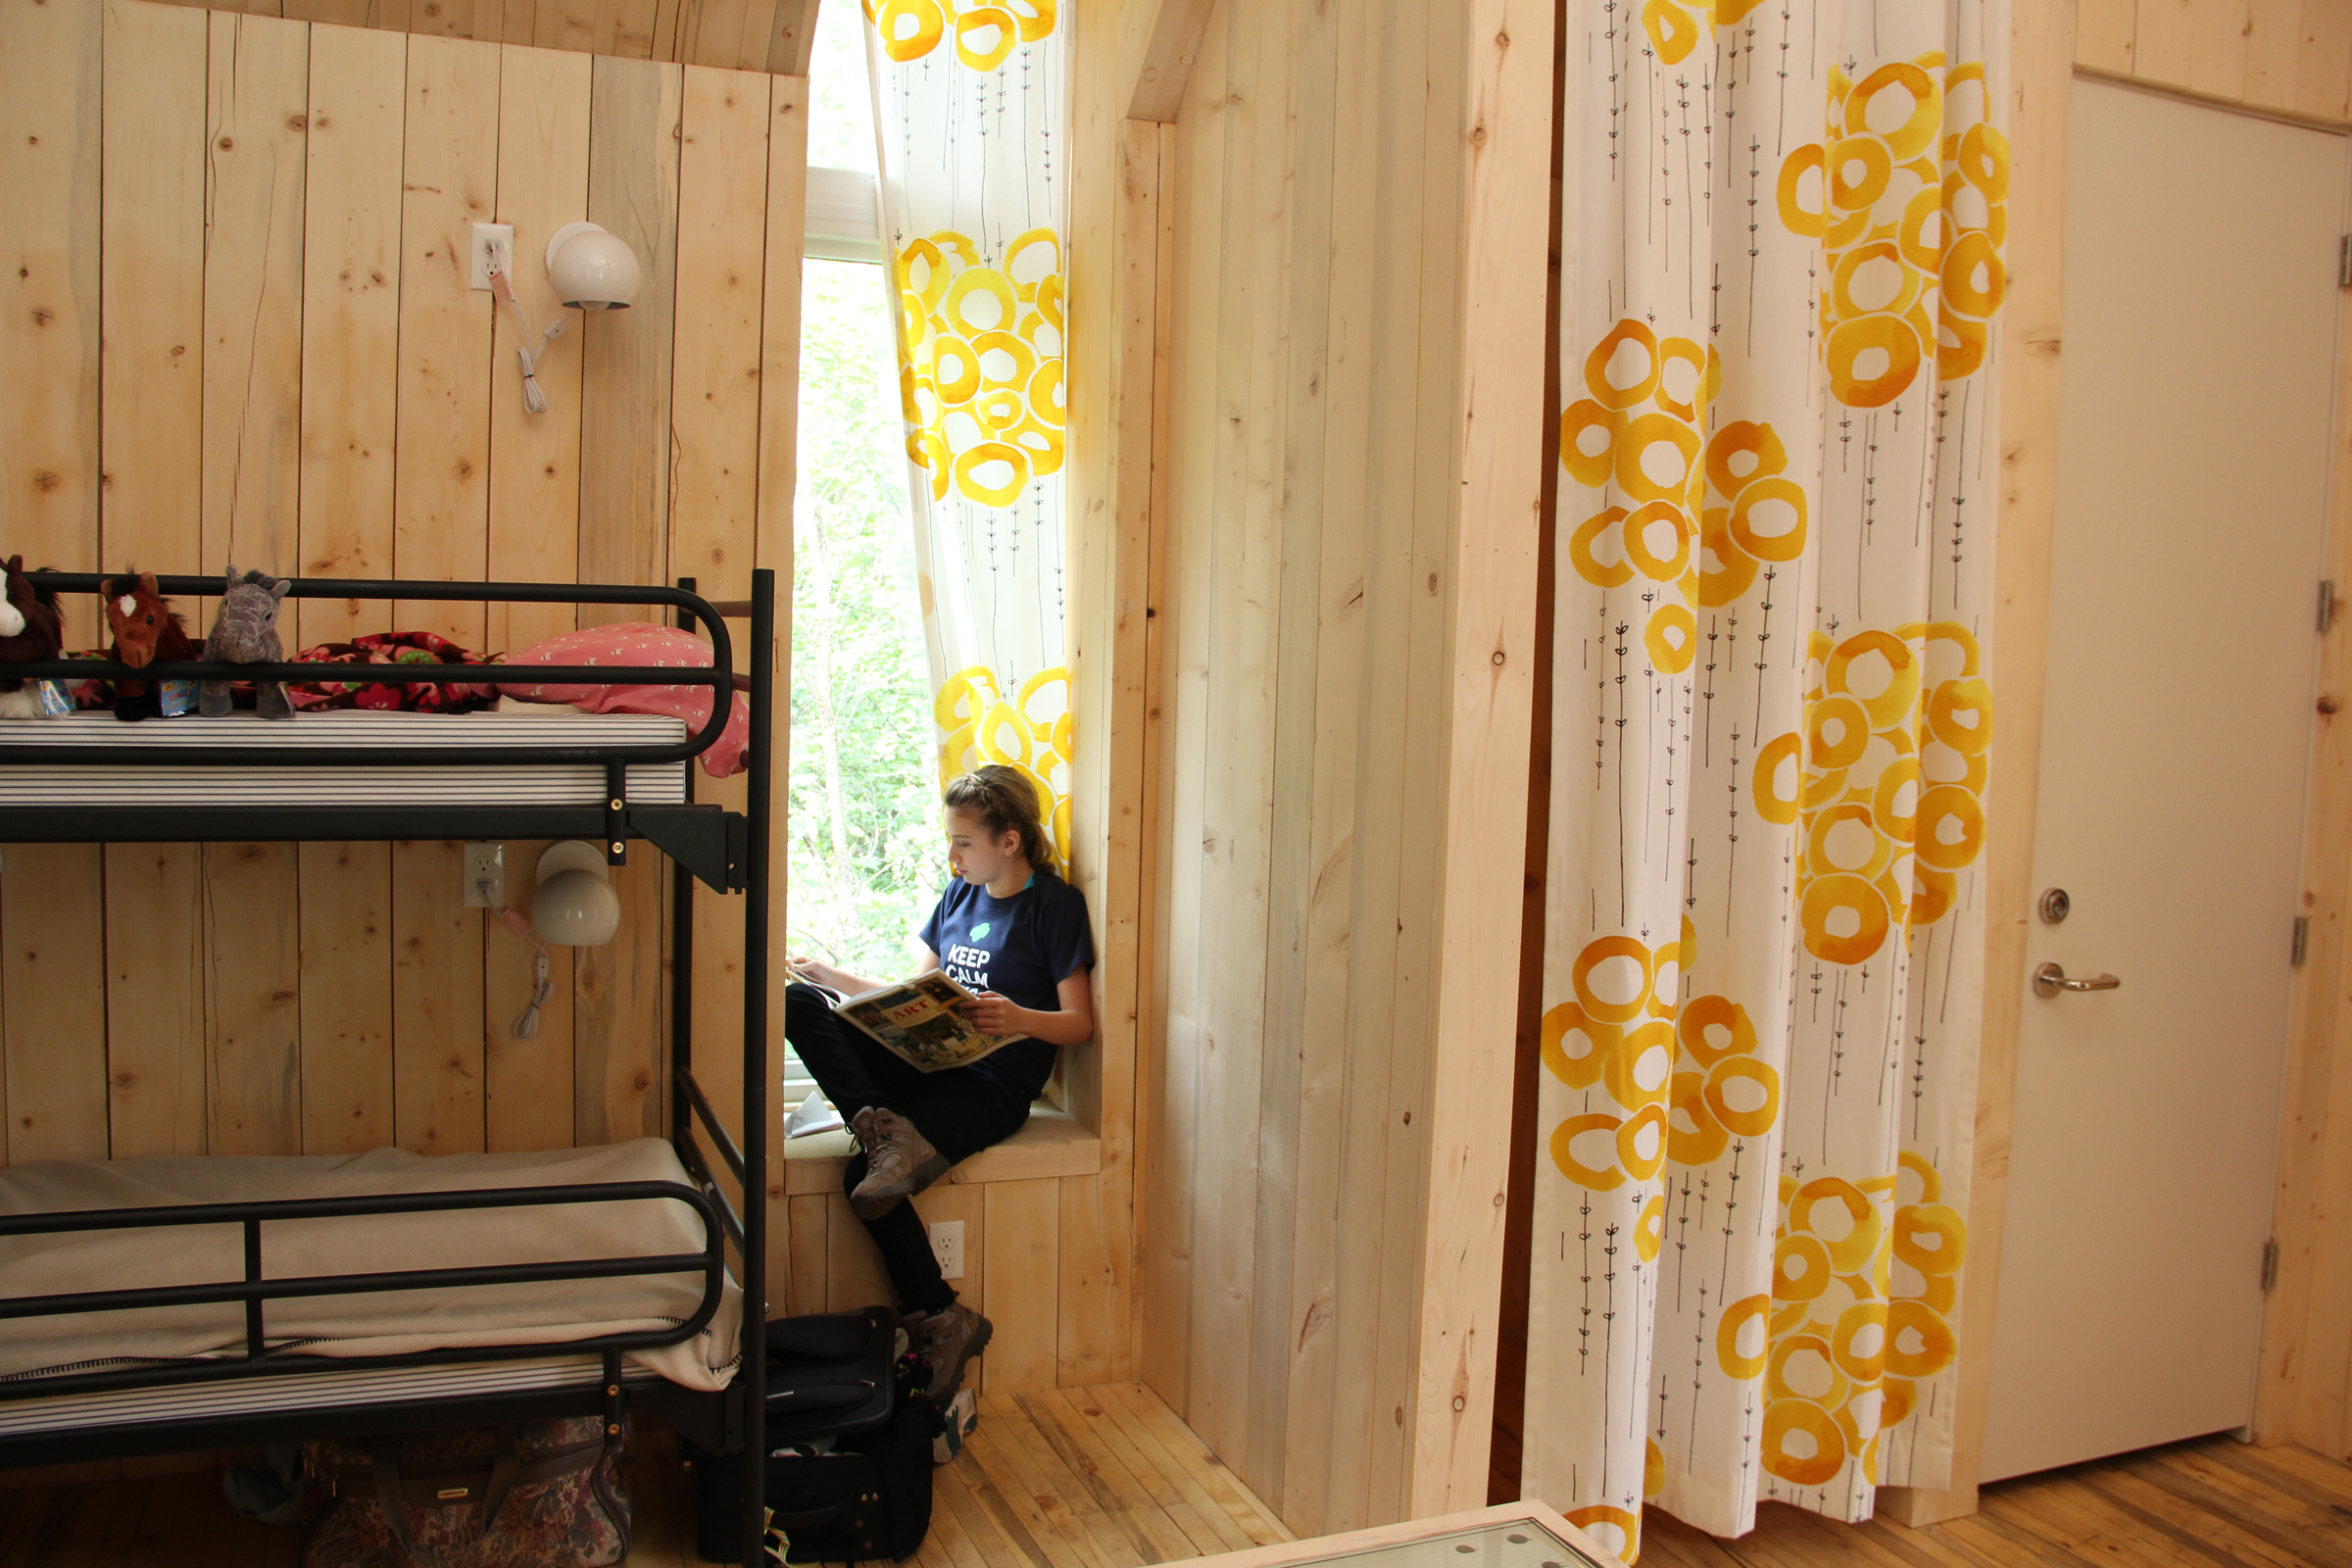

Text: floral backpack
xmin=300 ymin=1417 xmax=629 ymax=1568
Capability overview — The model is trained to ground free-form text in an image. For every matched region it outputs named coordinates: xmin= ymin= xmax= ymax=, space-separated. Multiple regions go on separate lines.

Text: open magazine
xmin=798 ymin=967 xmax=1026 ymax=1073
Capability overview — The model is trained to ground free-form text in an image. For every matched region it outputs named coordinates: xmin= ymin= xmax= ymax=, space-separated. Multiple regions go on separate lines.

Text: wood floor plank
xmin=1050 ymin=1388 xmax=1242 ymax=1557
xmin=2240 ymin=1446 xmax=2352 ymax=1507
xmin=1993 ymin=1471 xmax=2244 ymax=1568
xmin=2157 ymin=1446 xmax=2352 ymax=1551
xmin=2195 ymin=1440 xmax=2352 ymax=1514
xmin=1090 ymin=1385 xmax=1262 ymax=1554
xmin=1941 ymin=1502 xmax=2120 ymax=1568
xmin=964 ymin=1406 xmax=1120 ymax=1568
xmin=2100 ymin=1454 xmax=2352 ymax=1568
xmin=1105 ymin=1383 xmax=1291 ymax=1545
xmin=944 ymin=1447 xmax=1060 ymax=1568
xmin=1027 ymin=1390 xmax=1209 ymax=1563
xmin=2074 ymin=1466 xmax=2314 ymax=1568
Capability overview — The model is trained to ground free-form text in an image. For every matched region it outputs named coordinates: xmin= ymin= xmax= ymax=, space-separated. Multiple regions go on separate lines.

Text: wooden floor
xmin=1642 ymin=1434 xmax=2352 ymax=1568
xmin=5 ymin=1398 xmax=2347 ymax=1568
xmin=0 ymin=1382 xmax=1293 ymax=1567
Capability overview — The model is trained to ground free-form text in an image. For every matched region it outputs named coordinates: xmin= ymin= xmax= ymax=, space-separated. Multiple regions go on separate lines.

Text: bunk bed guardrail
xmin=0 ymin=573 xmax=736 ymax=765
xmin=0 ymin=1180 xmax=727 ymax=1392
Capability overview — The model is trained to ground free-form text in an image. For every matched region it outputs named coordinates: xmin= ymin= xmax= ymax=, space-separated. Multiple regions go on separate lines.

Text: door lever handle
xmin=2034 ymin=961 xmax=2121 ymax=998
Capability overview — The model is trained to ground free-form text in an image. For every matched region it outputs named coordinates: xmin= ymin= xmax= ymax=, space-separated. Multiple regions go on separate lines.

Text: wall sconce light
xmin=532 ymin=840 xmax=621 ymax=947
xmin=486 ymin=222 xmax=642 ymax=416
xmin=544 ymin=222 xmax=641 ymax=311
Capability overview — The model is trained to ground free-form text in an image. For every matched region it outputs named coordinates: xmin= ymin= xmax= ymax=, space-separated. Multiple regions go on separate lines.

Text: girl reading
xmin=786 ymin=765 xmax=1094 ymax=1399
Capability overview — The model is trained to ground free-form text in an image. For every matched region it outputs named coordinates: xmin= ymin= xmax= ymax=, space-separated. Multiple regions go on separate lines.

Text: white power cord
xmin=494 ymin=905 xmax=557 ymax=1039
xmin=488 ymin=268 xmax=569 ymax=416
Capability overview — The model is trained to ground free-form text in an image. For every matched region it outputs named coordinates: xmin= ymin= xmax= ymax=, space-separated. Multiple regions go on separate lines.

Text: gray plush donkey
xmin=201 ymin=565 xmax=293 ymax=718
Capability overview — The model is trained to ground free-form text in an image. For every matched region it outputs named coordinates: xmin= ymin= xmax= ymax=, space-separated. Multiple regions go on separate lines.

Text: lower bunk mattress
xmin=0 ymin=1138 xmax=740 ymax=1396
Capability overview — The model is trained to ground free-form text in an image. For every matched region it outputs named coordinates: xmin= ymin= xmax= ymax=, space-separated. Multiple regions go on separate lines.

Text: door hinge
xmin=2293 ymin=915 xmax=2312 ymax=967
xmin=2261 ymin=1239 xmax=2280 ymax=1293
xmin=2323 ymin=580 xmax=2338 ymax=633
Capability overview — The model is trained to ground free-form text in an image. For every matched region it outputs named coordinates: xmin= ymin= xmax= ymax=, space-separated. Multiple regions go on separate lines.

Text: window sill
xmin=781 ymin=1103 xmax=1101 ymax=1196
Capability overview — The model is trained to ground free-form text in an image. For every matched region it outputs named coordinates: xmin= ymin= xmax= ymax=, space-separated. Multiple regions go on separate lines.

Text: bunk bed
xmin=0 ymin=571 xmax=777 ymax=1565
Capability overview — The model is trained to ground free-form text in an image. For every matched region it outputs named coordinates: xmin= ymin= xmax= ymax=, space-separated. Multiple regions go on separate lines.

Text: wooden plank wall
xmin=2074 ymin=0 xmax=2352 ymax=122
xmin=120 ymin=0 xmax=820 ymax=78
xmin=1138 ymin=0 xmax=1549 ymax=1535
xmin=0 ymin=0 xmax=802 ymax=1308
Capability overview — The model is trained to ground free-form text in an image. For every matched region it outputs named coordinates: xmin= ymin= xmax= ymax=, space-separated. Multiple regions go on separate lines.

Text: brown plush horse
xmin=104 ymin=571 xmax=198 ymax=722
xmin=0 ymin=556 xmax=65 ymax=719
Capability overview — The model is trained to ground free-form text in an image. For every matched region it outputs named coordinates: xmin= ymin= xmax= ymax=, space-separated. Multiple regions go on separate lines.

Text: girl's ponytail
xmin=944 ymin=765 xmax=1059 ymax=877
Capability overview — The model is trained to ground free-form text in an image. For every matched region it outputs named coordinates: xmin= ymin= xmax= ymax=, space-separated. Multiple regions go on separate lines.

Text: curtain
xmin=863 ymin=0 xmax=1073 ymax=863
xmin=1521 ymin=0 xmax=2007 ymax=1553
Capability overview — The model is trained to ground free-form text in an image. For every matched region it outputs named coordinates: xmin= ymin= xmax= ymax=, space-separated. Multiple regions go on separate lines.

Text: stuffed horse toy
xmin=0 ymin=556 xmax=65 ymax=719
xmin=201 ymin=565 xmax=292 ymax=718
xmin=104 ymin=571 xmax=198 ymax=722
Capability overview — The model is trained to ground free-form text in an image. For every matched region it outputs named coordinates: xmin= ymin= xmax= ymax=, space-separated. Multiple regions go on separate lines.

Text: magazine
xmin=801 ymin=967 xmax=1026 ymax=1073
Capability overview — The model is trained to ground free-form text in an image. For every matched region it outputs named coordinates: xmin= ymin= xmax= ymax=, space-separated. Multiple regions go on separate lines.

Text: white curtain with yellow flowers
xmin=1519 ymin=0 xmax=2007 ymax=1553
xmin=864 ymin=0 xmax=1072 ymax=864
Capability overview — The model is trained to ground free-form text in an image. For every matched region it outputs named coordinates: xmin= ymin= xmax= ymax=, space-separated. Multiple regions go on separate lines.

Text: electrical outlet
xmin=468 ymin=222 xmax=514 ymax=290
xmin=928 ymin=1219 xmax=964 ymax=1281
xmin=464 ymin=842 xmax=505 ymax=907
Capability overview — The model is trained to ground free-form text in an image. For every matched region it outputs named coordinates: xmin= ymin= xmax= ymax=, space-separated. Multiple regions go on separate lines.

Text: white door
xmin=1979 ymin=79 xmax=2344 ymax=1482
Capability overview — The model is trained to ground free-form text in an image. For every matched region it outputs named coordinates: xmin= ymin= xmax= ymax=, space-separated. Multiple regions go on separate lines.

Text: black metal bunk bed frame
xmin=0 ymin=570 xmax=775 ymax=1564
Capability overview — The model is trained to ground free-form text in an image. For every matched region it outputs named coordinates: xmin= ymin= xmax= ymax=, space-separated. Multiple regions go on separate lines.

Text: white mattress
xmin=0 ymin=1354 xmax=661 ymax=1438
xmin=0 ymin=1141 xmax=741 ymax=1394
xmin=0 ymin=710 xmax=690 ymax=806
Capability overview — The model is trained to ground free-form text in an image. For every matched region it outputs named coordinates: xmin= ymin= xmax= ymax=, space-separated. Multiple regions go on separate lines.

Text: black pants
xmin=784 ymin=983 xmax=1031 ymax=1314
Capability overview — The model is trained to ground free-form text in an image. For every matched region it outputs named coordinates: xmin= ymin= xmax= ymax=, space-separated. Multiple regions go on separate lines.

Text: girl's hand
xmin=957 ymin=991 xmax=1026 ymax=1037
xmin=790 ymin=956 xmax=847 ymax=992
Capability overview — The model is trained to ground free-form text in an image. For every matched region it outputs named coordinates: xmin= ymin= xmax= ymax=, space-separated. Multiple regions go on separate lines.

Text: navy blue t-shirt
xmin=918 ymin=871 xmax=1095 ymax=1100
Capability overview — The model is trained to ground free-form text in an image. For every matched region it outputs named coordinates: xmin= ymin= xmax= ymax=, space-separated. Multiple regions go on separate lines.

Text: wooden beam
xmin=1402 ymin=0 xmax=1553 ymax=1520
xmin=763 ymin=0 xmax=816 ymax=76
xmin=1127 ymin=0 xmax=1214 ymax=122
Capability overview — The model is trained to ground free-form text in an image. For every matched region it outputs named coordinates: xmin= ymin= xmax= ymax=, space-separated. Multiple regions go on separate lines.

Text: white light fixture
xmin=532 ymin=840 xmax=621 ymax=947
xmin=484 ymin=222 xmax=642 ymax=416
xmin=544 ymin=221 xmax=640 ymax=311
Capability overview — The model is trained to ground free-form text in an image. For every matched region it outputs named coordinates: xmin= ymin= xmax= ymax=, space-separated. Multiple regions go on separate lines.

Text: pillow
xmin=497 ymin=623 xmax=751 ymax=777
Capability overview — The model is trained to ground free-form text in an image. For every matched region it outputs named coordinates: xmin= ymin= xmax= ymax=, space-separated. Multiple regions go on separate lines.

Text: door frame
xmin=1880 ymin=12 xmax=2352 ymax=1521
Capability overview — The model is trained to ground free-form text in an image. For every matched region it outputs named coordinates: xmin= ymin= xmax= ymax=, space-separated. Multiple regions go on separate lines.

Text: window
xmin=784 ymin=3 xmax=941 ymax=1109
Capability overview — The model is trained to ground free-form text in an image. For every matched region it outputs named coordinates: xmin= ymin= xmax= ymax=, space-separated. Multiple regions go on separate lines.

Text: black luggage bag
xmin=686 ymin=1307 xmax=934 ymax=1563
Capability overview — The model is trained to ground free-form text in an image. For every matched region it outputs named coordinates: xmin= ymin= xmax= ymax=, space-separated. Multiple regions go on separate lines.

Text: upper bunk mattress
xmin=0 ymin=1139 xmax=739 ymax=1392
xmin=0 ymin=710 xmax=690 ymax=806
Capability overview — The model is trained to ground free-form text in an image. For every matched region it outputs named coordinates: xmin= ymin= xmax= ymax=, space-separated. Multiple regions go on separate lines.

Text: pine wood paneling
xmin=1139 ymin=0 xmax=1547 ymax=1532
xmin=391 ymin=30 xmax=500 ymax=648
xmin=2080 ymin=0 xmax=2352 ymax=129
xmin=297 ymin=840 xmax=394 ymax=1152
xmin=392 ymin=839 xmax=488 ymax=1153
xmin=1 ymin=848 xmax=111 ymax=1164
xmin=203 ymin=841 xmax=303 ymax=1153
xmin=96 ymin=0 xmax=212 ymax=1170
xmin=574 ymin=53 xmax=679 ymax=624
xmin=104 ymin=845 xmax=209 ymax=1156
xmin=296 ymin=20 xmax=404 ymax=641
xmin=201 ymin=11 xmax=309 ymax=581
xmin=985 ymin=1176 xmax=1063 ymax=1393
xmin=72 ymin=0 xmax=812 ymax=72
xmin=1 ymin=0 xmax=104 ymax=651
xmin=484 ymin=42 xmax=588 ymax=657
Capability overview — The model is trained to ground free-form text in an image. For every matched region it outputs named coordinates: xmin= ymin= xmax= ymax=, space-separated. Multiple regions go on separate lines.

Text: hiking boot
xmin=905 ymin=1301 xmax=992 ymax=1401
xmin=848 ymin=1106 xmax=950 ymax=1221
